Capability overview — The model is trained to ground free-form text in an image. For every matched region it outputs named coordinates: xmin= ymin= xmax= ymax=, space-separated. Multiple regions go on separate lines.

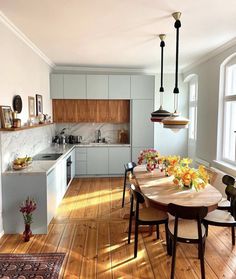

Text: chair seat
xmin=204 ymin=209 xmax=236 ymax=224
xmin=168 ymin=219 xmax=206 ymax=239
xmin=218 ymin=198 xmax=231 ymax=208
xmin=139 ymin=207 xmax=168 ymax=222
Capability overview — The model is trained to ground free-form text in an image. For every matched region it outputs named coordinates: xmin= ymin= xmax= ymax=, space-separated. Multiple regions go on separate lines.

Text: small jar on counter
xmin=13 ymin=118 xmax=21 ymax=128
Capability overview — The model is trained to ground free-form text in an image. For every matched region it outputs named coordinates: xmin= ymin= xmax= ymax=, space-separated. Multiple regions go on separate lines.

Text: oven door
xmin=66 ymin=156 xmax=72 ymax=186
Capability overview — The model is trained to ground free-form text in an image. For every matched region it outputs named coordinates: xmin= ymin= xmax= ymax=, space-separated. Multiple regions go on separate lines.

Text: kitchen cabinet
xmin=109 ymin=75 xmax=130 ymax=99
xmin=108 ymin=147 xmax=131 ymax=174
xmin=109 ymin=100 xmax=130 ymax=123
xmin=87 ymin=147 xmax=109 ymax=175
xmin=75 ymin=147 xmax=87 ymax=176
xmin=131 ymin=75 xmax=155 ymax=99
xmin=87 ymin=75 xmax=108 ymax=99
xmin=50 ymin=74 xmax=64 ymax=99
xmin=52 ymin=100 xmax=130 ymax=123
xmin=64 ymin=74 xmax=86 ymax=99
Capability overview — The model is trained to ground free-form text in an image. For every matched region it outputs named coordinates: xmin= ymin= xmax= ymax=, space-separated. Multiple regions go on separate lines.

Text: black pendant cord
xmin=160 ymin=40 xmax=165 ymax=93
xmin=174 ymin=19 xmax=181 ymax=94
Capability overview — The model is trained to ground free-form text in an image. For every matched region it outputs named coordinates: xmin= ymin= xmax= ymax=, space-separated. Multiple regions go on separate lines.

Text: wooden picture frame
xmin=36 ymin=94 xmax=43 ymax=115
xmin=0 ymin=106 xmax=13 ymax=128
xmin=28 ymin=96 xmax=35 ymax=117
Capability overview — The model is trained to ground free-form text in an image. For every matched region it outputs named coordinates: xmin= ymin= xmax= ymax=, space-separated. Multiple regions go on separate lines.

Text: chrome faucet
xmin=95 ymin=129 xmax=102 ymax=143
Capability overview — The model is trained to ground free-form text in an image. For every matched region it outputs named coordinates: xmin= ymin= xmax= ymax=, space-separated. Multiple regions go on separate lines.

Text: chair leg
xmin=122 ymin=171 xmax=127 ymax=207
xmin=232 ymin=226 xmax=235 ymax=245
xmin=165 ymin=222 xmax=170 ymax=255
xmin=170 ymin=237 xmax=177 ymax=279
xmin=199 ymin=239 xmax=206 ymax=279
xmin=156 ymin=224 xmax=160 ymax=239
xmin=205 ymin=223 xmax=208 ymax=237
xmin=134 ymin=221 xmax=139 ymax=258
xmin=128 ymin=196 xmax=133 ymax=244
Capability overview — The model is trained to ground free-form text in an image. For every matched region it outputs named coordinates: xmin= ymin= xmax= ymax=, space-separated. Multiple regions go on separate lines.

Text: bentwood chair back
xmin=218 ymin=175 xmax=235 ymax=210
xmin=167 ymin=203 xmax=208 ymax=279
xmin=128 ymin=184 xmax=168 ymax=258
xmin=122 ymin=162 xmax=136 ymax=207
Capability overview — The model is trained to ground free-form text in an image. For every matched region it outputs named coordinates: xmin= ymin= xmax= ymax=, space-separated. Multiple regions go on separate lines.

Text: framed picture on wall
xmin=36 ymin=94 xmax=43 ymax=115
xmin=0 ymin=106 xmax=13 ymax=128
xmin=28 ymin=96 xmax=35 ymax=117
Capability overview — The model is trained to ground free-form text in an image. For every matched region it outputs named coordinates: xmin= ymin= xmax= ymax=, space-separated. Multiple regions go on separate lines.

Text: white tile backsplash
xmin=0 ymin=124 xmax=55 ymax=171
xmin=56 ymin=123 xmax=130 ymax=144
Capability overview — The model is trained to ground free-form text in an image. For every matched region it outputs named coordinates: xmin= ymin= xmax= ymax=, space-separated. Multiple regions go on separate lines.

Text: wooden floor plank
xmin=1 ymin=177 xmax=236 ymax=279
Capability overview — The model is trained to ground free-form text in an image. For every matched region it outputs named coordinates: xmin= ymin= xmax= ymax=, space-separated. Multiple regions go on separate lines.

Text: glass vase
xmin=23 ymin=224 xmax=32 ymax=242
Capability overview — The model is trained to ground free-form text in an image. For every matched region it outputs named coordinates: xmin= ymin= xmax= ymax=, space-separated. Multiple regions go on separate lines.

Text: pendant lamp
xmin=162 ymin=12 xmax=189 ymax=130
xmin=151 ymin=34 xmax=171 ymax=122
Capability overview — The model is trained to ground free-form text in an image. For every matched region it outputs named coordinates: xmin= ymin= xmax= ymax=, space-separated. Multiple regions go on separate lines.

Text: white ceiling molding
xmin=183 ymin=37 xmax=236 ymax=73
xmin=0 ymin=11 xmax=54 ymax=68
xmin=53 ymin=65 xmax=160 ymax=74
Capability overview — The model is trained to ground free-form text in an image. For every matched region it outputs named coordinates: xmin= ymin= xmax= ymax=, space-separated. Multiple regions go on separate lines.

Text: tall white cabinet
xmin=131 ymin=75 xmax=154 ymax=163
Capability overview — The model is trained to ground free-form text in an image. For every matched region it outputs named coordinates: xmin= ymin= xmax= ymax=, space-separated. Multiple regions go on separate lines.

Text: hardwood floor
xmin=1 ymin=177 xmax=236 ymax=278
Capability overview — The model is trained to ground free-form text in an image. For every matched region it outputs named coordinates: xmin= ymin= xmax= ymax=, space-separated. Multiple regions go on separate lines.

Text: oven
xmin=66 ymin=156 xmax=72 ymax=187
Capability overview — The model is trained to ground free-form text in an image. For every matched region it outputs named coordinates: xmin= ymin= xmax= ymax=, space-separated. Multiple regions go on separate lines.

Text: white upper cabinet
xmin=131 ymin=75 xmax=155 ymax=99
xmin=50 ymin=74 xmax=64 ymax=99
xmin=109 ymin=75 xmax=130 ymax=99
xmin=87 ymin=75 xmax=108 ymax=99
xmin=64 ymin=74 xmax=86 ymax=99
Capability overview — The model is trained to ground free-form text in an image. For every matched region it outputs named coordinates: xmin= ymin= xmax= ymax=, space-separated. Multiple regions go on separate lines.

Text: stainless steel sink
xmin=33 ymin=153 xmax=63 ymax=161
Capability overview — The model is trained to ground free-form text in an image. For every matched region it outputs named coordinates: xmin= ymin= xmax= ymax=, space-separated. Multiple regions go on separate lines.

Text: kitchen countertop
xmin=4 ymin=143 xmax=131 ymax=175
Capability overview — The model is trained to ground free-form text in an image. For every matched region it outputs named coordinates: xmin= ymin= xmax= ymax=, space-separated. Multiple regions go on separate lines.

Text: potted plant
xmin=19 ymin=197 xmax=37 ymax=242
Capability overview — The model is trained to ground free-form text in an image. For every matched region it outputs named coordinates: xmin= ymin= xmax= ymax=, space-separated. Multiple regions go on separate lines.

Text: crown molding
xmin=183 ymin=37 xmax=236 ymax=73
xmin=52 ymin=65 xmax=160 ymax=74
xmin=0 ymin=11 xmax=55 ymax=68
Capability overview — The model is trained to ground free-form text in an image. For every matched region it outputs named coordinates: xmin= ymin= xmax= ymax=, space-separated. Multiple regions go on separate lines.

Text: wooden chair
xmin=167 ymin=203 xmax=208 ymax=279
xmin=128 ymin=184 xmax=169 ymax=258
xmin=217 ymin=175 xmax=235 ymax=210
xmin=203 ymin=184 xmax=236 ymax=245
xmin=122 ymin=162 xmax=136 ymax=207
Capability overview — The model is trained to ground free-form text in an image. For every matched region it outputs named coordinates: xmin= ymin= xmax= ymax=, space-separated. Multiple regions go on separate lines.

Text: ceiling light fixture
xmin=151 ymin=34 xmax=171 ymax=122
xmin=162 ymin=12 xmax=189 ymax=131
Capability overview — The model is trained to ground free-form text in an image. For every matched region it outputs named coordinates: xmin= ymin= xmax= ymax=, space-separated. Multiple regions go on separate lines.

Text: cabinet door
xmin=109 ymin=75 xmax=130 ymax=99
xmin=52 ymin=100 xmax=65 ymax=122
xmin=87 ymin=75 xmax=108 ymax=99
xmin=64 ymin=74 xmax=86 ymax=99
xmin=75 ymin=148 xmax=87 ymax=176
xmin=109 ymin=147 xmax=131 ymax=174
xmin=71 ymin=149 xmax=76 ymax=179
xmin=77 ymin=100 xmax=88 ymax=122
xmin=64 ymin=100 xmax=78 ymax=122
xmin=50 ymin=74 xmax=64 ymax=99
xmin=108 ymin=100 xmax=130 ymax=123
xmin=87 ymin=147 xmax=108 ymax=175
xmin=131 ymin=75 xmax=154 ymax=99
xmin=132 ymin=99 xmax=154 ymax=147
xmin=87 ymin=100 xmax=98 ymax=122
xmin=97 ymin=100 xmax=109 ymax=122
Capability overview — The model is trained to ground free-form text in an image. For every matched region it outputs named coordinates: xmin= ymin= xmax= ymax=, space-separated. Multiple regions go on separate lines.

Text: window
xmin=188 ymin=77 xmax=198 ymax=141
xmin=218 ymin=55 xmax=236 ymax=165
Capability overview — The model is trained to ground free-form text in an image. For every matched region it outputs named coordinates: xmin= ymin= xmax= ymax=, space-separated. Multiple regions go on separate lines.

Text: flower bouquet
xmin=173 ymin=164 xmax=209 ymax=191
xmin=138 ymin=149 xmax=159 ymax=172
xmin=20 ymin=197 xmax=37 ymax=241
xmin=159 ymin=155 xmax=181 ymax=176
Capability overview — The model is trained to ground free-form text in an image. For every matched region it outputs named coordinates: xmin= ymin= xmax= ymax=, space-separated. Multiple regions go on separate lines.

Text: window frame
xmin=188 ymin=76 xmax=198 ymax=142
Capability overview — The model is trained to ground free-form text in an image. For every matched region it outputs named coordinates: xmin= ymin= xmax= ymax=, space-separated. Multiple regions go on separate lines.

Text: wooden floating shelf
xmin=0 ymin=122 xmax=54 ymax=132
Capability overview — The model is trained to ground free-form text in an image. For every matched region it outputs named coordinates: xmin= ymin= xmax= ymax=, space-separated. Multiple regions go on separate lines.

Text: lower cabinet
xmin=108 ymin=147 xmax=131 ymax=174
xmin=75 ymin=146 xmax=131 ymax=176
xmin=87 ymin=147 xmax=109 ymax=175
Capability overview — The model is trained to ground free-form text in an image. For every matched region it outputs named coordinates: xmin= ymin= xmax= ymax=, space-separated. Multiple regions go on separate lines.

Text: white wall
xmin=183 ymin=44 xmax=236 ymax=173
xmin=154 ymin=73 xmax=188 ymax=157
xmin=0 ymin=20 xmax=52 ymax=235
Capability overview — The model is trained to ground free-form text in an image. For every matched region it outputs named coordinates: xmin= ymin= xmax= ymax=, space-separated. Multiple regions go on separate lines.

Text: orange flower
xmin=173 ymin=178 xmax=179 ymax=185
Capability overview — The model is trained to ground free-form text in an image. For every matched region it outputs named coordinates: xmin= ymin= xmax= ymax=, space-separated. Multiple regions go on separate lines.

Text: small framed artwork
xmin=28 ymin=96 xmax=35 ymax=117
xmin=36 ymin=94 xmax=43 ymax=115
xmin=0 ymin=106 xmax=13 ymax=128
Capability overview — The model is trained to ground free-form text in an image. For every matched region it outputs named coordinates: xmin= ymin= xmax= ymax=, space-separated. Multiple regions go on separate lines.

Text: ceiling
xmin=0 ymin=0 xmax=236 ymax=72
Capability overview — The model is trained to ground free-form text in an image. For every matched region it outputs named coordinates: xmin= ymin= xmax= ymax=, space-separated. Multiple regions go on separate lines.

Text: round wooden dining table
xmin=134 ymin=165 xmax=222 ymax=212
